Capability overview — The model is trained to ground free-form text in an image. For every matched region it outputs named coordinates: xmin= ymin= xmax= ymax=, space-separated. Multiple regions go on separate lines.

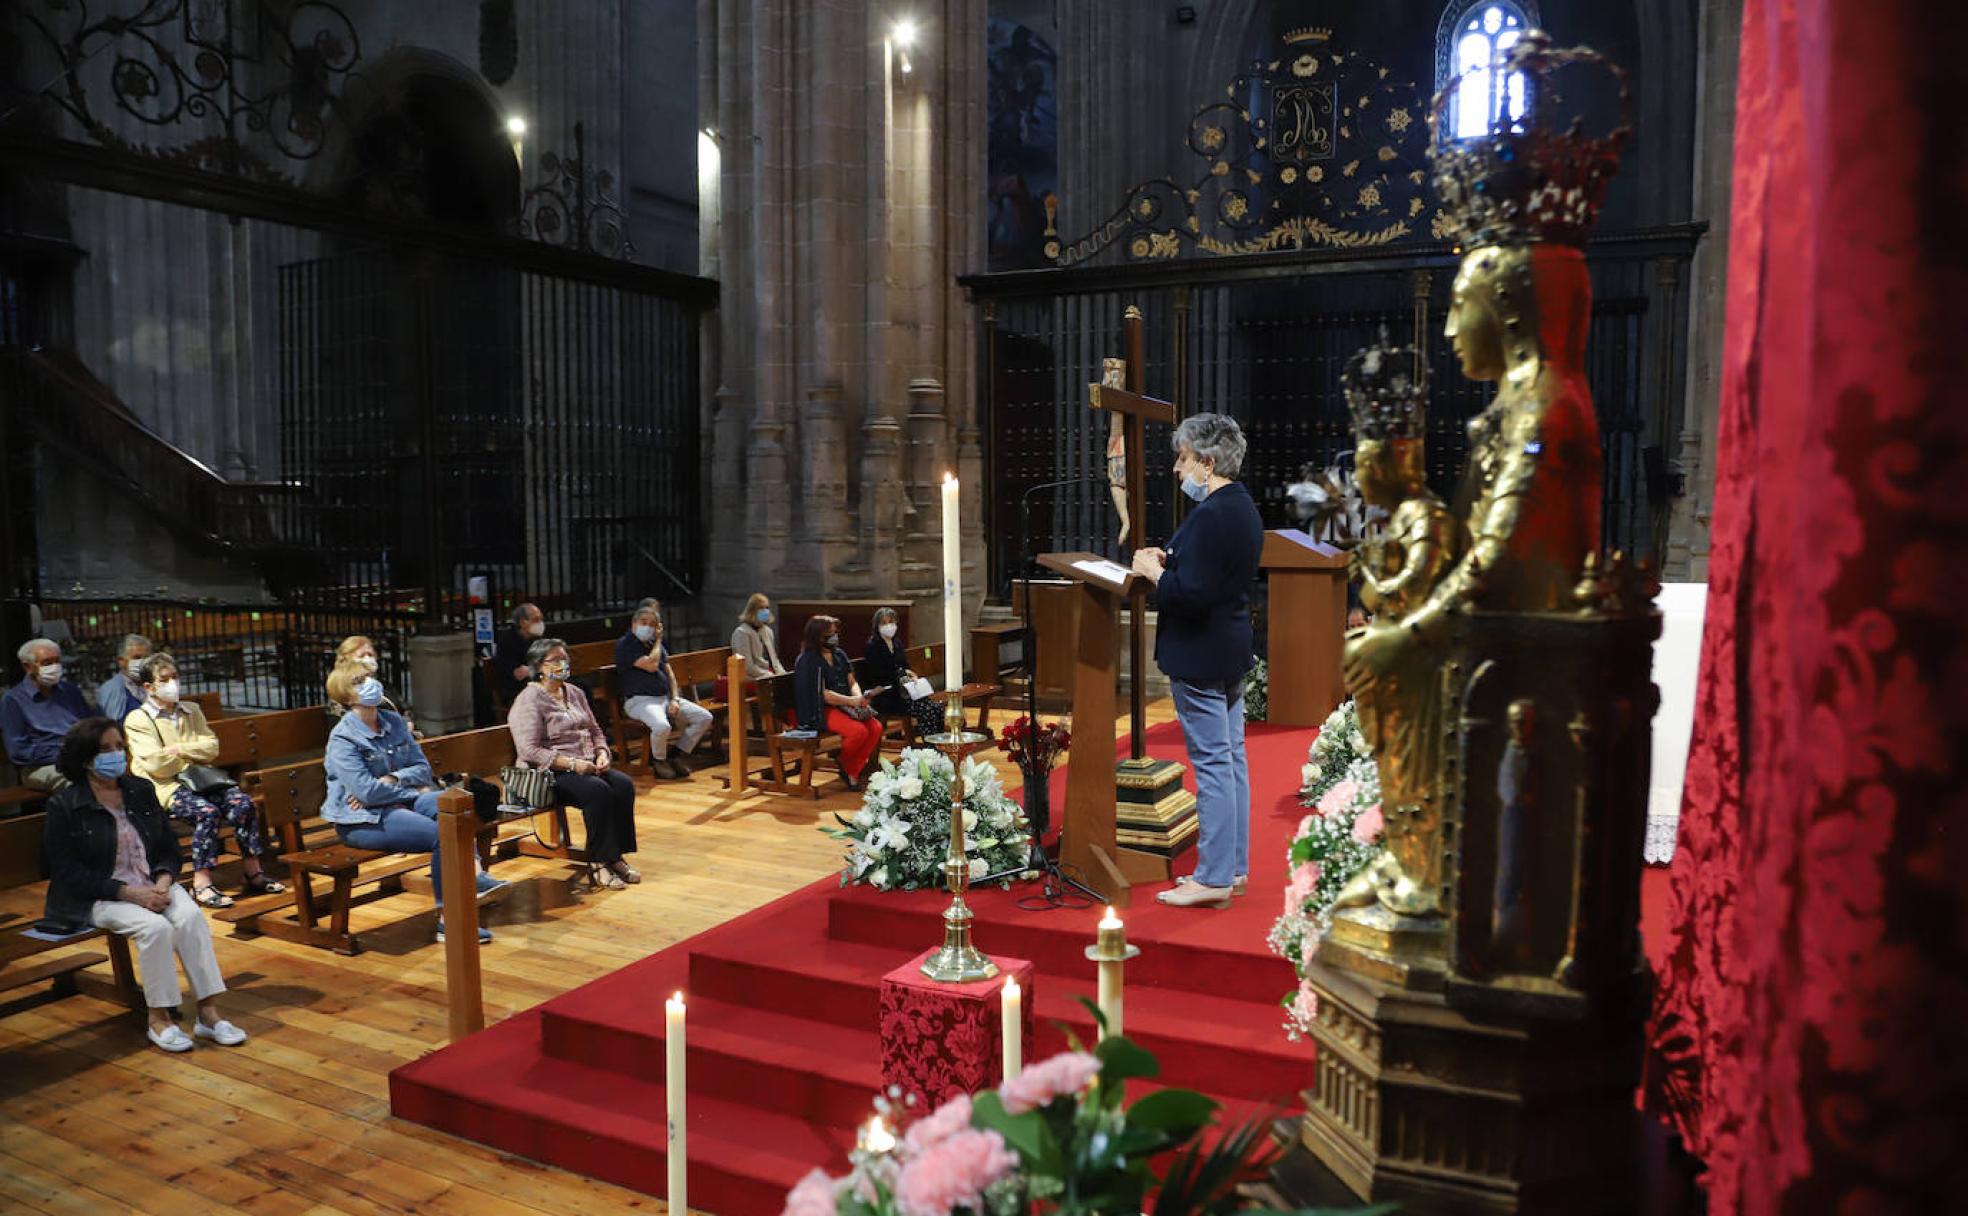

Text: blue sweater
xmin=322 ymin=709 xmax=436 ymax=825
xmin=1152 ymin=480 xmax=1264 ymax=684
xmin=614 ymin=634 xmax=671 ymax=700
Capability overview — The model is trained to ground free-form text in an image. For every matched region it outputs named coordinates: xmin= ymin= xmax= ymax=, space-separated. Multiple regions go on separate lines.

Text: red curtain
xmin=1643 ymin=1 xmax=1968 ymax=1212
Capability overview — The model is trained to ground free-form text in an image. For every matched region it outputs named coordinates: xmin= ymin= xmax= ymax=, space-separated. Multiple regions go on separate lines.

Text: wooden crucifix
xmin=1086 ymin=304 xmax=1174 ymax=761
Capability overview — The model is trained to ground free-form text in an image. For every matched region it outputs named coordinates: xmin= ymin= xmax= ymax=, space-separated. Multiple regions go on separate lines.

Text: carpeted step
xmin=390 ymin=1010 xmax=854 ymax=1216
xmin=824 ymin=885 xmax=1298 ymax=1008
xmin=543 ymin=991 xmax=884 ymax=1128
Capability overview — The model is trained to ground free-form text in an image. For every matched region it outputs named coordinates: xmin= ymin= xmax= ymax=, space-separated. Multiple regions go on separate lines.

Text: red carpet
xmin=390 ymin=719 xmax=1671 ymax=1215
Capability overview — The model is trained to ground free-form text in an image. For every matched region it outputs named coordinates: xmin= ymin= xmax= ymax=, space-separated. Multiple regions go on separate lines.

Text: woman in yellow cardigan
xmin=123 ymin=653 xmax=286 ymax=908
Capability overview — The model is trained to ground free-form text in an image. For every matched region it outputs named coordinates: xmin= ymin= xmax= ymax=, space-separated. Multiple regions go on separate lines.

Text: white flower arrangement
xmin=826 ymin=748 xmax=1032 ymax=892
xmin=1270 ymin=699 xmax=1384 ymax=1042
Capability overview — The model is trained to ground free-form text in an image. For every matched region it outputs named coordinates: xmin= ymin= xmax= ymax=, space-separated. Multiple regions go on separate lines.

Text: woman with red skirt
xmin=792 ymin=615 xmax=884 ymax=792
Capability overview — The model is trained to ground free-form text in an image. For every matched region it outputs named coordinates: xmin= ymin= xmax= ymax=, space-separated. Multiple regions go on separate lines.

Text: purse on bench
xmin=500 ymin=765 xmax=557 ymax=809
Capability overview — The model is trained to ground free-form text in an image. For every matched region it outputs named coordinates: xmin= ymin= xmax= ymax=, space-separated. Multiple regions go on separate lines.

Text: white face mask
xmin=356 ymin=654 xmax=378 ymax=673
xmin=524 ymin=620 xmax=545 ymax=638
xmin=124 ymin=657 xmax=146 ymax=677
xmin=34 ymin=661 xmax=62 ymax=686
xmin=154 ymin=678 xmax=180 ymax=703
xmin=633 ymin=624 xmax=656 ymax=643
xmin=879 ymin=623 xmax=898 ymax=641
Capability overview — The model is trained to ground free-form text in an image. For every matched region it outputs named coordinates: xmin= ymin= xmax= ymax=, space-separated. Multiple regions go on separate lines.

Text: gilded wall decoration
xmin=1050 ymin=26 xmax=1436 ymax=265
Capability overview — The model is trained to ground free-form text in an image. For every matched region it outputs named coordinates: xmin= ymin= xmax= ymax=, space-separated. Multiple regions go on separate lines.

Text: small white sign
xmin=1071 ymin=558 xmax=1132 ymax=584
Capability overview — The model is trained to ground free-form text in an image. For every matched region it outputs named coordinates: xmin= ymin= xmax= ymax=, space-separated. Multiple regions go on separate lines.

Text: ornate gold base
xmin=1321 ymin=904 xmax=1448 ymax=990
xmin=1292 ymin=959 xmax=1647 ymax=1214
xmin=919 ymin=900 xmax=1000 ymax=983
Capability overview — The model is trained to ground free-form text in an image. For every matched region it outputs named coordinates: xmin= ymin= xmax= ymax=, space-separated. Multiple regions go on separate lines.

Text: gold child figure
xmin=1332 ymin=331 xmax=1459 ymax=916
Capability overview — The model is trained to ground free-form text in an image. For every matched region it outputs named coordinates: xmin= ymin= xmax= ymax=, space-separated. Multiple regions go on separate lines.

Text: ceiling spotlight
xmin=505 ymin=115 xmax=527 ymax=137
xmin=892 ymin=19 xmax=917 ymax=49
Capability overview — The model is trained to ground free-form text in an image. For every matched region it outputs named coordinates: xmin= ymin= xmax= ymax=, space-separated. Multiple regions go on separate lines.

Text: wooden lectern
xmin=1036 ymin=550 xmax=1141 ymax=906
xmin=1260 ymin=529 xmax=1350 ymax=727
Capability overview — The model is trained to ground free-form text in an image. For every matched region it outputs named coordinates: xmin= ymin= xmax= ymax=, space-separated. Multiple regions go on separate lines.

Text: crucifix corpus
xmin=1086 ymin=304 xmax=1173 ymax=761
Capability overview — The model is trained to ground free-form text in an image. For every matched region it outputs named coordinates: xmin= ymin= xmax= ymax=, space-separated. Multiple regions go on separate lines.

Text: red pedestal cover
xmin=878 ymin=950 xmax=1035 ymax=1107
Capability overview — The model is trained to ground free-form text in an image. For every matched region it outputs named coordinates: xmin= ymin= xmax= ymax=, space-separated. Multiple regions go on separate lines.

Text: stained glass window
xmin=1442 ymin=2 xmax=1530 ymax=139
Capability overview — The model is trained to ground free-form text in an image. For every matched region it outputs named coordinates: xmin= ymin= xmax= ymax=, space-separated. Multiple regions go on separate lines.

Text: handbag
xmin=841 ymin=703 xmax=878 ymax=722
xmin=500 ymin=764 xmax=558 ymax=809
xmin=179 ymin=764 xmax=236 ymax=798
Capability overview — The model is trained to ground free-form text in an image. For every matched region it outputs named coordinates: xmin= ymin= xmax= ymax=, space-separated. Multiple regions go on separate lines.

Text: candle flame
xmin=943 ymin=471 xmax=957 ymax=485
xmin=1004 ymin=976 xmax=1020 ymax=996
xmin=863 ymin=1114 xmax=897 ymax=1153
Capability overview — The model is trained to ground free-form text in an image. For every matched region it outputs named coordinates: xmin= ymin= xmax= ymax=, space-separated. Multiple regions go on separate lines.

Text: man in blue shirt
xmin=94 ymin=633 xmax=153 ymax=724
xmin=612 ymin=604 xmax=713 ymax=780
xmin=2 ymin=638 xmax=92 ymax=790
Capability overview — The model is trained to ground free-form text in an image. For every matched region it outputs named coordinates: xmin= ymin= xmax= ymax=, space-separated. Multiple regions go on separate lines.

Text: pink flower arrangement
xmin=893 ymin=1129 xmax=1019 ymax=1216
xmin=1298 ymin=931 xmax=1322 ymax=970
xmin=1351 ymin=803 xmax=1384 ymax=843
xmin=998 ymin=1050 xmax=1101 ymax=1115
xmin=901 ymin=1092 xmax=972 ymax=1155
xmin=1315 ymin=779 xmax=1359 ymax=818
xmin=1282 ymin=860 xmax=1321 ymax=916
xmin=1290 ymin=978 xmax=1320 ymax=1028
xmin=785 ymin=1168 xmax=842 ymax=1216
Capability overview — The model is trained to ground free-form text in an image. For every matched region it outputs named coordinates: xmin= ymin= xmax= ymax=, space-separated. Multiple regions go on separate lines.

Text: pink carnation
xmin=1315 ymin=779 xmax=1359 ymax=818
xmin=1282 ymin=861 xmax=1321 ymax=915
xmin=1298 ymin=931 xmax=1322 ymax=970
xmin=1290 ymin=978 xmax=1320 ymax=1026
xmin=998 ymin=1050 xmax=1100 ymax=1115
xmin=1351 ymin=803 xmax=1384 ymax=843
xmin=893 ymin=1128 xmax=1020 ymax=1216
xmin=902 ymin=1092 xmax=973 ymax=1155
xmin=784 ymin=1168 xmax=841 ymax=1216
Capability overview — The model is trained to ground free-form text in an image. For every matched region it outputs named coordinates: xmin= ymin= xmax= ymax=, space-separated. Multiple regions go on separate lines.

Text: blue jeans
xmin=1169 ymin=676 xmax=1250 ymax=889
xmin=334 ymin=791 xmax=447 ymax=903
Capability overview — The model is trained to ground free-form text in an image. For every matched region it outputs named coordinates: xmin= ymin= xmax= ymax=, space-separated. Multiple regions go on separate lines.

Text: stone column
xmin=800 ymin=383 xmax=854 ymax=587
xmin=1663 ymin=0 xmax=1742 ymax=582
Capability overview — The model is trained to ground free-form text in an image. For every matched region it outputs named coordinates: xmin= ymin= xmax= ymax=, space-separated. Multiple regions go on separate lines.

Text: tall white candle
xmin=941 ymin=473 xmax=962 ymax=694
xmin=666 ymin=992 xmax=687 ymax=1212
xmin=1001 ymin=976 xmax=1022 ymax=1079
xmin=1097 ymin=908 xmax=1125 ymax=1039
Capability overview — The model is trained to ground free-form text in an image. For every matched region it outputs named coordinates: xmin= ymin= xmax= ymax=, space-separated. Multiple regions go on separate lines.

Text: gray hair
xmin=510 ymin=602 xmax=541 ymax=628
xmin=136 ymin=652 xmax=179 ymax=685
xmin=1170 ymin=413 xmax=1247 ymax=478
xmin=525 ymin=636 xmax=568 ymax=677
xmin=118 ymin=633 xmax=153 ymax=659
xmin=16 ymin=638 xmax=58 ymax=665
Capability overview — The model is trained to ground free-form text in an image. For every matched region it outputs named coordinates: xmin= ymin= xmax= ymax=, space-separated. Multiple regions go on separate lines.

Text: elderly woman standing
xmin=730 ymin=593 xmax=787 ymax=679
xmin=508 ymin=637 xmax=641 ymax=890
xmin=124 ymin=653 xmax=285 ymax=908
xmin=1131 ymin=414 xmax=1264 ymax=909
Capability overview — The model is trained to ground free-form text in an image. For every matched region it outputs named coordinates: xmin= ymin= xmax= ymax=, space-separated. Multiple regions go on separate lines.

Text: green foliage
xmin=1243 ymin=658 xmax=1269 ymax=722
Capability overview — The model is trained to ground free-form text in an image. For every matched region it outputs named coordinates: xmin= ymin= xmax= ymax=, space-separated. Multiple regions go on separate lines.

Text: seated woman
xmin=792 ymin=615 xmax=883 ymax=791
xmin=862 ymin=607 xmax=942 ymax=739
xmin=122 ymin=654 xmax=285 ymax=909
xmin=731 ymin=593 xmax=788 ymax=679
xmin=42 ymin=717 xmax=248 ymax=1053
xmin=508 ymin=637 xmax=642 ymax=890
xmin=322 ymin=668 xmax=498 ymax=944
xmin=327 ymin=636 xmax=416 ymax=732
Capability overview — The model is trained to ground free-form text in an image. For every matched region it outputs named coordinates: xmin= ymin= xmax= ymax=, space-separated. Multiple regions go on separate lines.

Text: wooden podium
xmin=1260 ymin=529 xmax=1350 ymax=727
xmin=1036 ymin=551 xmax=1199 ymax=906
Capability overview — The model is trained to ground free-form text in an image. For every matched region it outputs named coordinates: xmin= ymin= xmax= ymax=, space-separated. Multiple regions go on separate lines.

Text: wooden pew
xmin=745 ymin=672 xmax=843 ymax=800
xmin=0 ymin=813 xmax=138 ymax=1006
xmin=866 ymin=643 xmax=1002 ymax=750
xmin=0 ymin=690 xmax=226 ymax=821
xmin=209 ymin=704 xmax=332 ymax=771
xmin=422 ymin=726 xmax=584 ymax=863
xmin=227 ymin=726 xmax=549 ymax=954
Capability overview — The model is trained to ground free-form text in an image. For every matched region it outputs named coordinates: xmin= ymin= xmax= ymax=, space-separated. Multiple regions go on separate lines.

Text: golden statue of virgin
xmin=1336 ymin=31 xmax=1631 ymax=921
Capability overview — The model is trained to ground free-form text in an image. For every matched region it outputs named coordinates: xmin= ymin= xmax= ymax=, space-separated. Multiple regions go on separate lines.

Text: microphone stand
xmin=978 ymin=476 xmax=1104 ymax=910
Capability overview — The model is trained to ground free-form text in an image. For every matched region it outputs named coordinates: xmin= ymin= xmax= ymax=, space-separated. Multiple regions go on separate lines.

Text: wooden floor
xmin=0 ymin=701 xmax=1175 ymax=1215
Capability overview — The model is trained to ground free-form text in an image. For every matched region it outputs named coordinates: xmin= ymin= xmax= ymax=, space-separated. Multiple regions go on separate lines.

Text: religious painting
xmin=986 ymin=8 xmax=1058 ymax=271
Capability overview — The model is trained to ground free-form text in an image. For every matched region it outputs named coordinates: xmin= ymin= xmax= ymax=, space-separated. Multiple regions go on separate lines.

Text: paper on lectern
xmin=1071 ymin=558 xmax=1131 ymax=584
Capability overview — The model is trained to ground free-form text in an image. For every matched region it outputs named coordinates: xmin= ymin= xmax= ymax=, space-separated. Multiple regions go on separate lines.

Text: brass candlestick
xmin=920 ymin=701 xmax=998 ymax=983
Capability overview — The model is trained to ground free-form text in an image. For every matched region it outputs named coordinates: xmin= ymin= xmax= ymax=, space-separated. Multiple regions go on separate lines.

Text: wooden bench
xmin=208 ymin=703 xmax=332 ymax=771
xmin=422 ymin=726 xmax=586 ymax=864
xmin=224 ymin=726 xmax=548 ymax=954
xmin=864 ymin=643 xmax=1002 ymax=751
xmin=0 ymin=813 xmax=138 ymax=1007
xmin=744 ymin=672 xmax=844 ymax=800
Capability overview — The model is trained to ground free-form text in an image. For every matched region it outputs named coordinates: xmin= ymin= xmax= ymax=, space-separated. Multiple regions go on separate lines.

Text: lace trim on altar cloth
xmin=1643 ymin=811 xmax=1678 ymax=865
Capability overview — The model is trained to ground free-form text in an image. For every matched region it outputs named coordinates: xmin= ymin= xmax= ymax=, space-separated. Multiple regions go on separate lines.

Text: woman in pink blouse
xmin=507 ymin=637 xmax=641 ymax=890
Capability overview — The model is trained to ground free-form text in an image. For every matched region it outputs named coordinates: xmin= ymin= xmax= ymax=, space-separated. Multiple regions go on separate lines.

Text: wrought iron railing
xmin=966 ymin=226 xmax=1700 ymax=593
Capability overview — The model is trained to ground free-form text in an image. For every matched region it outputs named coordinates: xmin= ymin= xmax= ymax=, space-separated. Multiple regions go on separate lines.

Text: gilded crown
xmin=1428 ymin=31 xmax=1631 ymax=247
xmin=1283 ymin=25 xmax=1331 ymax=45
xmin=1343 ymin=327 xmax=1428 ymax=441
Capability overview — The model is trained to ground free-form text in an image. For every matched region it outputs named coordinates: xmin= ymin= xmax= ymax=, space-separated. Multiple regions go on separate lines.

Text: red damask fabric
xmin=1642 ymin=2 xmax=1968 ymax=1212
xmin=879 ymin=952 xmax=1035 ymax=1107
